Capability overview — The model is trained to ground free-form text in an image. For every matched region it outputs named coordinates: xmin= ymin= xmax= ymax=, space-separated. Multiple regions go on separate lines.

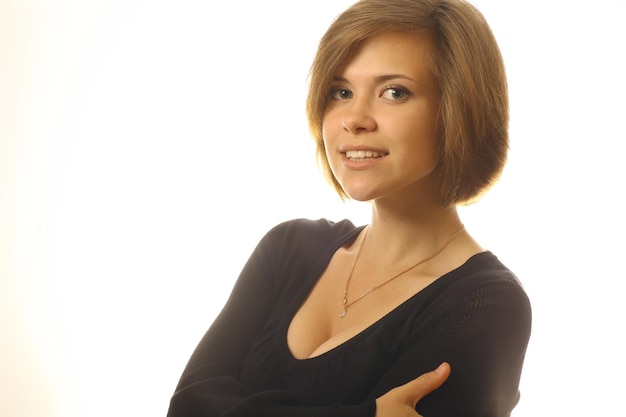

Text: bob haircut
xmin=306 ymin=0 xmax=509 ymax=207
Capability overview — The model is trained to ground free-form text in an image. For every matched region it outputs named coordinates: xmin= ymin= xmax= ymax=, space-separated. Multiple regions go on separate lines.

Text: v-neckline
xmin=281 ymin=226 xmax=485 ymax=362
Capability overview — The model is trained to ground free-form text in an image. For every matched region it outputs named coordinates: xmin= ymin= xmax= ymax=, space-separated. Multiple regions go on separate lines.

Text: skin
xmin=322 ymin=31 xmax=442 ymax=206
xmin=320 ymin=31 xmax=481 ymax=268
xmin=375 ymin=362 xmax=451 ymax=417
xmin=288 ymin=31 xmax=484 ymax=415
xmin=320 ymin=30 xmax=484 ymax=297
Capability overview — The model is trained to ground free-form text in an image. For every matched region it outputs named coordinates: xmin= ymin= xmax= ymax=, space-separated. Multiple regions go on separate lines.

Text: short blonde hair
xmin=306 ymin=0 xmax=508 ymax=206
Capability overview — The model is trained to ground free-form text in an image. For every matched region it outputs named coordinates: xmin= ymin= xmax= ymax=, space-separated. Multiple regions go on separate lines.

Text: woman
xmin=167 ymin=0 xmax=531 ymax=416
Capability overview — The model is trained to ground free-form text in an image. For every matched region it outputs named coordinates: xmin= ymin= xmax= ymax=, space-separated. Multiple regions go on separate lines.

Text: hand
xmin=374 ymin=362 xmax=451 ymax=417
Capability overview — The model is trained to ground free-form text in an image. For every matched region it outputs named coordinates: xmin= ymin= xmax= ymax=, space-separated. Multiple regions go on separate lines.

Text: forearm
xmin=169 ymin=376 xmax=376 ymax=417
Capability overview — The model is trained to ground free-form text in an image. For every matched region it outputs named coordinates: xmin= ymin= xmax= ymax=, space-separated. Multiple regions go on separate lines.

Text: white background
xmin=1 ymin=1 xmax=625 ymax=416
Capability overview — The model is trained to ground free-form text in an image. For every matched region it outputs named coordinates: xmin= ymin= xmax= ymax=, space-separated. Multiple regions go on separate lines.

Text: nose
xmin=341 ymin=100 xmax=377 ymax=134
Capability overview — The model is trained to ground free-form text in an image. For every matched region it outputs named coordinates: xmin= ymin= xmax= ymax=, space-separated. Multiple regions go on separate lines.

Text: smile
xmin=344 ymin=150 xmax=388 ymax=161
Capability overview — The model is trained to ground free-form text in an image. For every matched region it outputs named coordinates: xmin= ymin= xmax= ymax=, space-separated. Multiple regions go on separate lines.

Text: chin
xmin=342 ymin=188 xmax=379 ymax=202
xmin=348 ymin=196 xmax=373 ymax=203
xmin=339 ymin=180 xmax=392 ymax=202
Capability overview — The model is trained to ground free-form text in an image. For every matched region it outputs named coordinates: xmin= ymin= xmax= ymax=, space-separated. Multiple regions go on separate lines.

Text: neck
xmin=365 ymin=199 xmax=464 ymax=264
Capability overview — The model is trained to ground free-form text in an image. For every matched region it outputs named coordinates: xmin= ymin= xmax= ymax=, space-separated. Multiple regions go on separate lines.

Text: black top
xmin=168 ymin=218 xmax=532 ymax=417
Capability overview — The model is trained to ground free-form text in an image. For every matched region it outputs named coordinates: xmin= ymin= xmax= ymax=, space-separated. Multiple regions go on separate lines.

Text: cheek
xmin=397 ymin=119 xmax=440 ymax=168
xmin=320 ymin=125 xmax=333 ymax=163
xmin=321 ymin=111 xmax=333 ymax=137
xmin=320 ymin=129 xmax=330 ymax=157
xmin=321 ymin=115 xmax=337 ymax=150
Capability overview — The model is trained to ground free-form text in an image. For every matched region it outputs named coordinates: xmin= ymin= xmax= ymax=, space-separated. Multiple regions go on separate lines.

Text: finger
xmin=404 ymin=362 xmax=451 ymax=406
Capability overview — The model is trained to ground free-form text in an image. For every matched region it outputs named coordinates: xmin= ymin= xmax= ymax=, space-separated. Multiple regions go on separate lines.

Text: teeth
xmin=345 ymin=150 xmax=386 ymax=160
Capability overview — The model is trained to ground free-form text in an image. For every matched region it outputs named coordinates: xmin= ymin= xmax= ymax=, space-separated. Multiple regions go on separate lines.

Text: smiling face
xmin=321 ymin=31 xmax=441 ymax=204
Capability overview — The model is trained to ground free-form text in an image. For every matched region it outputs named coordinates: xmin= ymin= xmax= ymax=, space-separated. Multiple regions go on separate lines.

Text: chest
xmin=286 ymin=247 xmax=437 ymax=360
xmin=239 ymin=291 xmax=420 ymax=406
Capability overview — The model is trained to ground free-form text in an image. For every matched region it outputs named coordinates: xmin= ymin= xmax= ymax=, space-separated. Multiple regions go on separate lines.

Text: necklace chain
xmin=339 ymin=224 xmax=465 ymax=318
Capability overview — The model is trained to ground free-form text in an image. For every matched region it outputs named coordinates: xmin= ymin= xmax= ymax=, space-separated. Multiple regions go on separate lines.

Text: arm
xmin=167 ymin=220 xmax=480 ymax=417
xmin=369 ymin=277 xmax=532 ymax=417
xmin=168 ymin=221 xmax=379 ymax=417
xmin=170 ymin=366 xmax=449 ymax=417
xmin=171 ymin=224 xmax=286 ymax=393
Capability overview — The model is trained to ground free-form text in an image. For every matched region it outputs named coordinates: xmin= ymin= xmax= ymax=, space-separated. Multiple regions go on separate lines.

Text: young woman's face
xmin=322 ymin=31 xmax=441 ymax=203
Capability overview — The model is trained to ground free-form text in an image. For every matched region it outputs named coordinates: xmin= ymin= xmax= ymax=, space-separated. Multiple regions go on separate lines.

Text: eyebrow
xmin=332 ymin=74 xmax=418 ymax=84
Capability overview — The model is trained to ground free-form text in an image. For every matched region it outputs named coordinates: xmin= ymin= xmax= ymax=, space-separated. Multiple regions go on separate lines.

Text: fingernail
xmin=434 ymin=362 xmax=446 ymax=373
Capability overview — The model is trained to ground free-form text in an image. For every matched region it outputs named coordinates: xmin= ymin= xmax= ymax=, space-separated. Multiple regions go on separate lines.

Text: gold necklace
xmin=339 ymin=224 xmax=465 ymax=318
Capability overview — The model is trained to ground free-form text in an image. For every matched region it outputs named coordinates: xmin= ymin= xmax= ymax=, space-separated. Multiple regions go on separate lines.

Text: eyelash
xmin=327 ymin=85 xmax=412 ymax=102
xmin=380 ymin=85 xmax=411 ymax=101
xmin=328 ymin=88 xmax=352 ymax=100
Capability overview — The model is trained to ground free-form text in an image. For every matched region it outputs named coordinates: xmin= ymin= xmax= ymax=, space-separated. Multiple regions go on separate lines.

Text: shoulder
xmin=451 ymin=252 xmax=527 ymax=294
xmin=263 ymin=218 xmax=362 ymax=246
xmin=249 ymin=219 xmax=363 ymax=291
xmin=409 ymin=252 xmax=532 ymax=353
xmin=251 ymin=218 xmax=363 ymax=266
xmin=437 ymin=252 xmax=532 ymax=324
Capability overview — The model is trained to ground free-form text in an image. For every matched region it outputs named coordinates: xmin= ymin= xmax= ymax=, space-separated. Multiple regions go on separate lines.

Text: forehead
xmin=338 ymin=31 xmax=435 ymax=79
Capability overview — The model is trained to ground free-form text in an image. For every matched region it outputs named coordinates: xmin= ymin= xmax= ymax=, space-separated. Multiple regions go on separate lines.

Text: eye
xmin=381 ymin=86 xmax=411 ymax=101
xmin=328 ymin=88 xmax=353 ymax=100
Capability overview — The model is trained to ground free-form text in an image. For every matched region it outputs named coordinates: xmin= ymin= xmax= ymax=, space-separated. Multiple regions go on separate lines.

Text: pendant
xmin=339 ymin=293 xmax=348 ymax=318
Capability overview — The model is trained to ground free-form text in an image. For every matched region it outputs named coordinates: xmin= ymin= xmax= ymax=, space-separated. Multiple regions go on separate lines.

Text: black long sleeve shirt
xmin=168 ymin=218 xmax=531 ymax=417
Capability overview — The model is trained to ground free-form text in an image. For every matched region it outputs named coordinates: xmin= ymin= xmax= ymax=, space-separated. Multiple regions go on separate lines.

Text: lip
xmin=338 ymin=144 xmax=388 ymax=154
xmin=338 ymin=145 xmax=389 ymax=169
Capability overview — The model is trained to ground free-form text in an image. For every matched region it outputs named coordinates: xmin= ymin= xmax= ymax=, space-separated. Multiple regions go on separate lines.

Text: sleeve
xmin=368 ymin=276 xmax=532 ymax=417
xmin=167 ymin=221 xmax=376 ymax=417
